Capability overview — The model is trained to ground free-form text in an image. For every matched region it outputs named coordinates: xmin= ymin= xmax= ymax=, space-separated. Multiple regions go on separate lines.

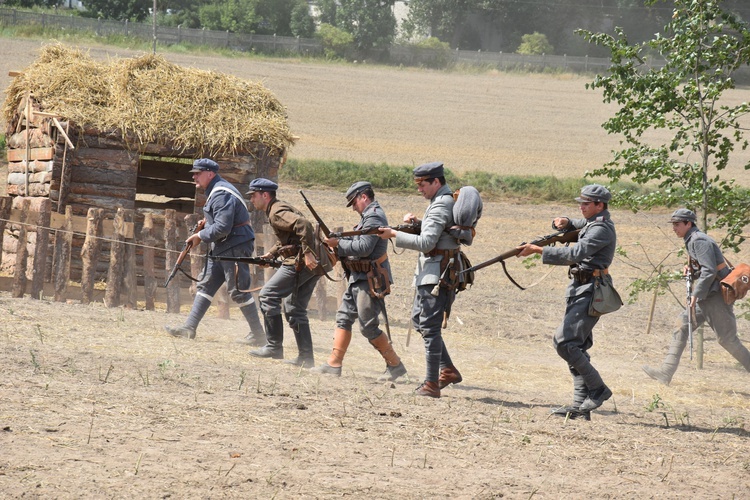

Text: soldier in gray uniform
xmin=379 ymin=162 xmax=463 ymax=398
xmin=165 ymin=158 xmax=264 ymax=343
xmin=246 ymin=178 xmax=323 ymax=368
xmin=517 ymin=184 xmax=616 ymax=417
xmin=311 ymin=181 xmax=407 ymax=380
xmin=643 ymin=209 xmax=750 ymax=384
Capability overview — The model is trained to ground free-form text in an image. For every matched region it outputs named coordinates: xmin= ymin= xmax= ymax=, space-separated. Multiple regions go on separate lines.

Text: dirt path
xmin=1 ymin=187 xmax=750 ymax=498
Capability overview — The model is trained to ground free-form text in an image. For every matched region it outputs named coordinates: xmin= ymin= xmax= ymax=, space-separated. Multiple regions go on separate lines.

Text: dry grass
xmin=3 ymin=43 xmax=294 ymax=157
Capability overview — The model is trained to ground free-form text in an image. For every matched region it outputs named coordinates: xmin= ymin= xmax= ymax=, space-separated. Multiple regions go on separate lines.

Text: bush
xmin=517 ymin=32 xmax=553 ymax=55
xmin=316 ymin=23 xmax=354 ymax=60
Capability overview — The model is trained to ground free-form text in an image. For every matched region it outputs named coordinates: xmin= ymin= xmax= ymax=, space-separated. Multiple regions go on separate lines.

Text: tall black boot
xmin=237 ymin=302 xmax=265 ymax=346
xmin=249 ymin=314 xmax=284 ymax=359
xmin=284 ymin=322 xmax=315 ymax=368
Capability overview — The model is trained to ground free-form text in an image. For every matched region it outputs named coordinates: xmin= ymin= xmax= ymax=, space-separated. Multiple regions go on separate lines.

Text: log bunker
xmin=2 ymin=43 xmax=294 ymax=303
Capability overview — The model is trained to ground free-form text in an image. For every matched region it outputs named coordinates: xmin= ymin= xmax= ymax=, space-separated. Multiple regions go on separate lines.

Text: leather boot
xmin=720 ymin=336 xmax=750 ymax=371
xmin=237 ymin=303 xmax=265 ymax=346
xmin=415 ymin=381 xmax=440 ymax=398
xmin=165 ymin=325 xmax=196 ymax=339
xmin=552 ymin=371 xmax=590 ymax=419
xmin=438 ymin=366 xmax=462 ymax=389
xmin=284 ymin=323 xmax=315 ymax=368
xmin=310 ymin=328 xmax=351 ymax=376
xmin=579 ymin=384 xmax=612 ymax=411
xmin=250 ymin=314 xmax=284 ymax=359
xmin=642 ymin=338 xmax=686 ymax=385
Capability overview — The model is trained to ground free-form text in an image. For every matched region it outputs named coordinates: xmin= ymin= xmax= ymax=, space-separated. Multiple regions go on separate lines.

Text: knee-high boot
xmin=642 ymin=338 xmax=687 ymax=385
xmin=165 ymin=294 xmax=211 ymax=339
xmin=249 ymin=314 xmax=284 ymax=359
xmin=284 ymin=323 xmax=315 ymax=368
xmin=237 ymin=302 xmax=265 ymax=346
xmin=310 ymin=328 xmax=351 ymax=376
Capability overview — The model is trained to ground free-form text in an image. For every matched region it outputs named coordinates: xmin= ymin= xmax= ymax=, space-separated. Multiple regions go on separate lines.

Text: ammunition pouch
xmin=342 ymin=258 xmax=372 ymax=274
xmin=278 ymin=244 xmax=300 ymax=259
xmin=569 ymin=266 xmax=608 ymax=285
xmin=366 ymin=254 xmax=390 ymax=299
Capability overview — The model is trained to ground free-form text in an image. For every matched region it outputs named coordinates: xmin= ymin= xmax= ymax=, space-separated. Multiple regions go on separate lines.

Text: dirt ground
xmin=2 ymin=185 xmax=750 ymax=499
xmin=1 ymin=39 xmax=750 ymax=498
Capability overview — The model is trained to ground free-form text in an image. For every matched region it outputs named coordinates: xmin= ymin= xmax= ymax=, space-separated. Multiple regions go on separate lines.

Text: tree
xmin=198 ymin=0 xmax=258 ymax=33
xmin=516 ymin=32 xmax=553 ymax=55
xmin=290 ymin=0 xmax=315 ymax=37
xmin=578 ymin=0 xmax=750 ymax=250
xmin=81 ymin=0 xmax=151 ymax=21
xmin=400 ymin=0 xmax=476 ymax=48
xmin=334 ymin=0 xmax=397 ymax=57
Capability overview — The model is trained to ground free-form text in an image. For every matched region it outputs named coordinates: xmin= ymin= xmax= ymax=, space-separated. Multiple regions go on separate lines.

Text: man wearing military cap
xmin=311 ymin=181 xmax=407 ymax=380
xmin=165 ymin=158 xmax=264 ymax=344
xmin=517 ymin=184 xmax=617 ymax=418
xmin=246 ymin=177 xmax=322 ymax=368
xmin=378 ymin=162 xmax=463 ymax=398
xmin=643 ymin=208 xmax=750 ymax=384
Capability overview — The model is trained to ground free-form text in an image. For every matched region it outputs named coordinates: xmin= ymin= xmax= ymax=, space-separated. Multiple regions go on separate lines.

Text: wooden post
xmin=30 ymin=198 xmax=52 ymax=300
xmin=122 ymin=210 xmax=137 ymax=309
xmin=0 ymin=197 xmax=13 ymax=271
xmin=104 ymin=207 xmax=125 ymax=308
xmin=53 ymin=205 xmax=73 ymax=302
xmin=12 ymin=199 xmax=31 ymax=298
xmin=164 ymin=209 xmax=180 ymax=313
xmin=186 ymin=213 xmax=202 ymax=298
xmin=80 ymin=208 xmax=104 ymax=304
xmin=141 ymin=212 xmax=157 ymax=311
xmin=57 ymin=120 xmax=71 ymax=213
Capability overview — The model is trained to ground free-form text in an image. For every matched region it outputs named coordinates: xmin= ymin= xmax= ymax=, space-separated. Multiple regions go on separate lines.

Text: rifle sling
xmin=501 ymin=260 xmax=526 ymax=291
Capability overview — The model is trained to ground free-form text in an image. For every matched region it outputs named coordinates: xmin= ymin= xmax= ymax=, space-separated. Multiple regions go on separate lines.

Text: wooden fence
xmin=0 ymin=196 xmax=344 ymax=318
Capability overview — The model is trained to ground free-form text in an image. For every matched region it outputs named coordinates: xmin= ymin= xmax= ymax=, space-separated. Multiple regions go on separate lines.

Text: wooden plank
xmin=53 ymin=206 xmax=74 ymax=302
xmin=30 ymin=199 xmax=52 ymax=300
xmin=7 ymin=147 xmax=56 ymax=162
xmin=123 ymin=210 xmax=137 ymax=309
xmin=80 ymin=208 xmax=104 ymax=305
xmin=70 ymin=164 xmax=138 ymax=185
xmin=104 ymin=208 xmax=126 ymax=307
xmin=12 ymin=199 xmax=31 ymax=298
xmin=137 ymin=177 xmax=195 ymax=198
xmin=141 ymin=213 xmax=157 ymax=310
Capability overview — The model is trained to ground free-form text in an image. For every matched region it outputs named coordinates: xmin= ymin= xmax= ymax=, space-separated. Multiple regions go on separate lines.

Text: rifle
xmin=460 ymin=228 xmax=580 ymax=290
xmin=164 ymin=219 xmax=206 ymax=287
xmin=209 ymin=255 xmax=283 ymax=269
xmin=328 ymin=222 xmax=422 ymax=239
xmin=686 ymin=266 xmax=694 ymax=360
xmin=299 ymin=190 xmax=331 ymax=237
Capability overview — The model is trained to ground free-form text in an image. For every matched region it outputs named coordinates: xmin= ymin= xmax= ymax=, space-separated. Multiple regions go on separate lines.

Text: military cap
xmin=669 ymin=208 xmax=697 ymax=223
xmin=345 ymin=181 xmax=372 ymax=207
xmin=246 ymin=177 xmax=279 ymax=194
xmin=575 ymin=184 xmax=611 ymax=204
xmin=413 ymin=162 xmax=444 ymax=181
xmin=190 ymin=158 xmax=219 ymax=173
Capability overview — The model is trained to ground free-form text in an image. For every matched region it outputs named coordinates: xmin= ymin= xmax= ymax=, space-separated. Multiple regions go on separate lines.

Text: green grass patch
xmin=281 ymin=158 xmax=644 ymax=204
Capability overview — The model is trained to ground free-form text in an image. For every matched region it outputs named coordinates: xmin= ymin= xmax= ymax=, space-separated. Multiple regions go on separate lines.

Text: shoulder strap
xmin=207 ymin=185 xmax=249 ymax=211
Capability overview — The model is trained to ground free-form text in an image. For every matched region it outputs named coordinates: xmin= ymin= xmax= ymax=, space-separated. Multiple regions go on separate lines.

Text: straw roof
xmin=3 ymin=43 xmax=294 ymax=157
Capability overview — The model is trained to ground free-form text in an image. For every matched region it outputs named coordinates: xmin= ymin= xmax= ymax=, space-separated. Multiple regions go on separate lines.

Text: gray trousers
xmin=335 ymin=280 xmax=383 ymax=340
xmin=674 ymin=290 xmax=739 ymax=350
xmin=553 ymin=290 xmax=606 ymax=391
xmin=259 ymin=264 xmax=321 ymax=328
xmin=412 ymin=284 xmax=455 ymax=382
xmin=197 ymin=243 xmax=255 ymax=305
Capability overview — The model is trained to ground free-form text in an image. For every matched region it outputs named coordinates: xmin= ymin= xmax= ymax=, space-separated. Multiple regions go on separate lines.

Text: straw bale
xmin=3 ymin=43 xmax=294 ymax=157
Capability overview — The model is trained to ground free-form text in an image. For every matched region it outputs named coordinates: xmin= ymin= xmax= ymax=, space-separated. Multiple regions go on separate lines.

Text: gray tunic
xmin=337 ymin=200 xmax=392 ymax=284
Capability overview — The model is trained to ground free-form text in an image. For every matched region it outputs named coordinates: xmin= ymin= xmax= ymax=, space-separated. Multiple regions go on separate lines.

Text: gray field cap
xmin=669 ymin=208 xmax=697 ymax=223
xmin=246 ymin=177 xmax=279 ymax=194
xmin=575 ymin=184 xmax=611 ymax=203
xmin=413 ymin=162 xmax=444 ymax=181
xmin=345 ymin=181 xmax=372 ymax=207
xmin=190 ymin=158 xmax=219 ymax=173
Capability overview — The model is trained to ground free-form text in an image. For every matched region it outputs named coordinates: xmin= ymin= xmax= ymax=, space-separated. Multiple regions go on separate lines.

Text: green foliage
xmin=198 ymin=0 xmax=258 ymax=33
xmin=81 ymin=0 xmax=151 ymax=22
xmin=316 ymin=23 xmax=354 ymax=60
xmin=578 ymin=0 xmax=750 ymax=253
xmin=394 ymin=36 xmax=453 ymax=69
xmin=280 ymin=158 xmax=649 ymax=204
xmin=334 ymin=0 xmax=396 ymax=58
xmin=4 ymin=0 xmax=58 ymax=7
xmin=290 ymin=0 xmax=315 ymax=38
xmin=0 ymin=134 xmax=6 ymax=152
xmin=516 ymin=32 xmax=553 ymax=55
xmin=401 ymin=0 xmax=476 ymax=48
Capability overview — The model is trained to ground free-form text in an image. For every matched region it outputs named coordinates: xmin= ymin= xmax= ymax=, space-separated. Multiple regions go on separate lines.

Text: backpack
xmin=450 ymin=186 xmax=483 ymax=245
